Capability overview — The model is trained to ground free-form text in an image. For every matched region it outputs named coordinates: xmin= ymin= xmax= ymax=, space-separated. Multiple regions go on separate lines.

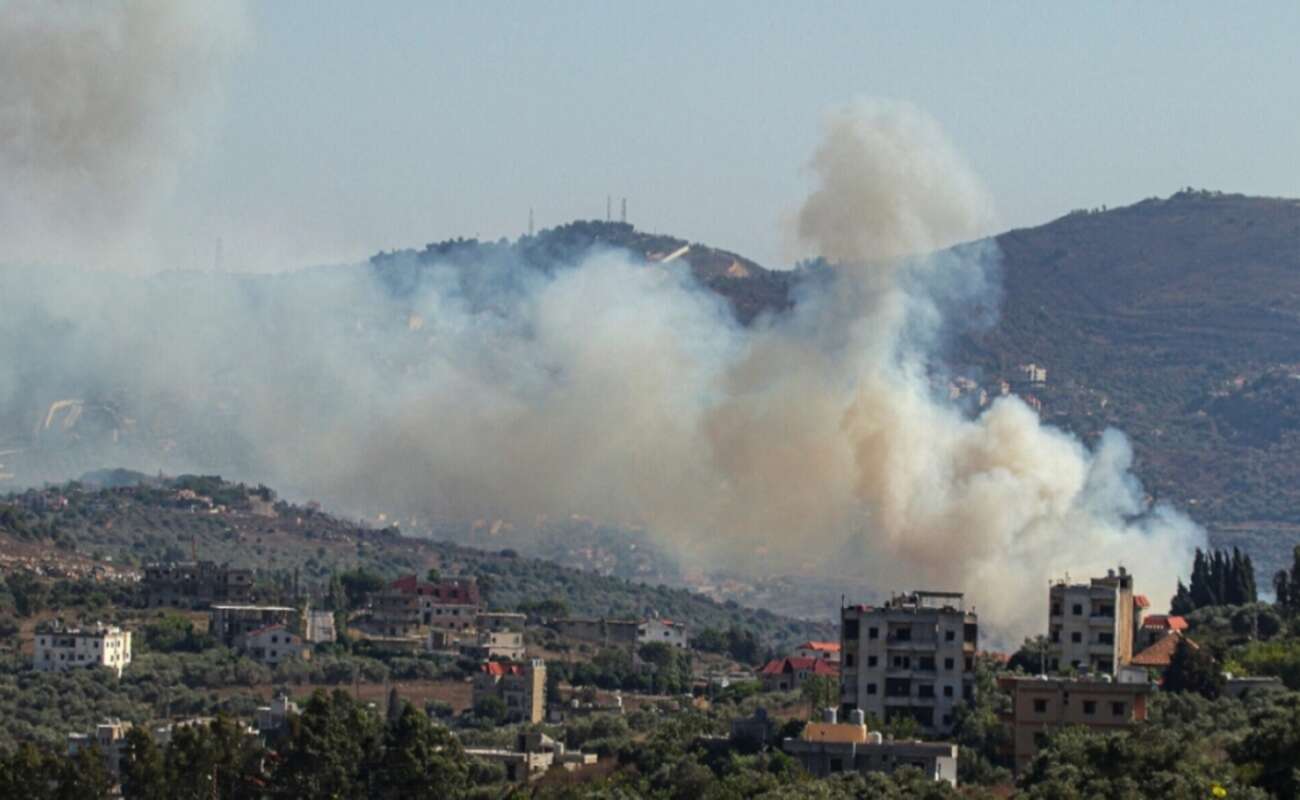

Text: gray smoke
xmin=0 ymin=99 xmax=1203 ymax=642
xmin=0 ymin=0 xmax=247 ymax=271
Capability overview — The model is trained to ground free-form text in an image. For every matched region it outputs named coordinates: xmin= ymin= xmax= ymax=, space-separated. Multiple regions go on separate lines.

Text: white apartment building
xmin=1047 ymin=567 xmax=1144 ymax=675
xmin=34 ymin=622 xmax=132 ymax=677
xmin=839 ymin=591 xmax=977 ymax=735
xmin=238 ymin=624 xmax=308 ymax=665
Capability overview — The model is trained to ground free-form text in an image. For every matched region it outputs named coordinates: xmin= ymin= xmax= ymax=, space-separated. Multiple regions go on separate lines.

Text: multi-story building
xmin=209 ymin=605 xmax=299 ymax=647
xmin=304 ymin=609 xmax=337 ymax=644
xmin=782 ymin=708 xmax=958 ymax=785
xmin=142 ymin=561 xmax=253 ymax=608
xmin=472 ymin=658 xmax=547 ymax=724
xmin=839 ymin=591 xmax=977 ymax=735
xmin=999 ymin=675 xmax=1153 ymax=772
xmin=34 ymin=622 xmax=132 ymax=677
xmin=369 ymin=575 xmax=482 ymax=636
xmin=1046 ymin=568 xmax=1145 ymax=675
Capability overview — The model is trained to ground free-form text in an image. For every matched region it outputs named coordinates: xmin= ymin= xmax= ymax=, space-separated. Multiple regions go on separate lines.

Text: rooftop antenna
xmin=528 ymin=208 xmax=534 ymax=237
xmin=621 ymin=197 xmax=627 ymax=224
xmin=606 ymin=195 xmax=611 ymax=222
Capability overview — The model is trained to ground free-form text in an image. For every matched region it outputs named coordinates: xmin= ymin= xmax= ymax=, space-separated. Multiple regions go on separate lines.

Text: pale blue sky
xmin=170 ymin=2 xmax=1300 ymax=271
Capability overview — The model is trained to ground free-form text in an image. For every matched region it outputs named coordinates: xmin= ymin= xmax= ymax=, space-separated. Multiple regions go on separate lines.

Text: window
xmin=942 ymin=713 xmax=952 ymax=726
xmin=1033 ymin=698 xmax=1048 ymax=713
xmin=943 ymin=685 xmax=953 ymax=698
xmin=843 ymin=620 xmax=859 ymax=640
xmin=893 ymin=655 xmax=911 ymax=669
xmin=868 ymin=626 xmax=878 ymax=640
xmin=918 ymin=656 xmax=935 ymax=671
xmin=1071 ymin=631 xmax=1082 ymax=643
xmin=893 ymin=627 xmax=912 ymax=642
xmin=1072 ymin=604 xmax=1083 ymax=615
xmin=944 ymin=657 xmax=954 ymax=670
xmin=1051 ymin=603 xmax=1062 ymax=616
xmin=867 ymin=655 xmax=877 ymax=667
xmin=829 ymin=757 xmax=844 ymax=773
xmin=1098 ymin=632 xmax=1114 ymax=645
xmin=918 ymin=684 xmax=934 ymax=698
xmin=866 ymin=683 xmax=877 ymax=695
xmin=945 ymin=630 xmax=955 ymax=642
xmin=1112 ymin=702 xmax=1127 ymax=717
xmin=844 ymin=653 xmax=855 ymax=668
xmin=1083 ymin=700 xmax=1097 ymax=715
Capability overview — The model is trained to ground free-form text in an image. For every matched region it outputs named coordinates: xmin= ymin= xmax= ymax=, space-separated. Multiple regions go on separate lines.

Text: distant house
xmin=759 ymin=656 xmax=838 ymax=692
xmin=782 ymin=708 xmax=958 ymax=785
xmin=792 ymin=641 xmax=841 ymax=664
xmin=552 ymin=617 xmax=641 ymax=647
xmin=237 ymin=624 xmax=307 ymax=666
xmin=142 ymin=561 xmax=253 ymax=609
xmin=465 ymin=731 xmax=597 ymax=783
xmin=999 ymin=675 xmax=1153 ymax=772
xmin=638 ymin=618 xmax=688 ymax=649
xmin=472 ymin=659 xmax=547 ymax=724
xmin=369 ymin=575 xmax=482 ymax=637
xmin=209 ymin=605 xmax=299 ymax=648
xmin=34 ymin=622 xmax=132 ymax=677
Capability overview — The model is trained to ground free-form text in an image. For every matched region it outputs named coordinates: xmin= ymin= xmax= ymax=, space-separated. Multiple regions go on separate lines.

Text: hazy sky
xmin=11 ymin=2 xmax=1300 ymax=272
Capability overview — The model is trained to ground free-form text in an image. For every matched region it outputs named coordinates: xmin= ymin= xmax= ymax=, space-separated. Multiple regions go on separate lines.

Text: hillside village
xmin=3 ymin=476 xmax=1300 ymax=797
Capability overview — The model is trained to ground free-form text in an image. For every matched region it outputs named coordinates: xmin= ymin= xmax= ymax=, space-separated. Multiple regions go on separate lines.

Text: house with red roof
xmin=1131 ymin=630 xmax=1195 ymax=677
xmin=791 ymin=641 xmax=841 ymax=665
xmin=1137 ymin=614 xmax=1188 ymax=649
xmin=759 ymin=656 xmax=839 ymax=692
xmin=472 ymin=658 xmax=547 ymax=723
xmin=236 ymin=623 xmax=307 ymax=666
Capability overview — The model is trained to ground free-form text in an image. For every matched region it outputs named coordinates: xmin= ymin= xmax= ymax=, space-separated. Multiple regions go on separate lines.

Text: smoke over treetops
xmin=0 ymin=100 xmax=1202 ymax=641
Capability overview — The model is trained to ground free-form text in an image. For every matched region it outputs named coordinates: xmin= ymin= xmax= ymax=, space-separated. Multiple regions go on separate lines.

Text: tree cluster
xmin=1171 ymin=547 xmax=1257 ymax=613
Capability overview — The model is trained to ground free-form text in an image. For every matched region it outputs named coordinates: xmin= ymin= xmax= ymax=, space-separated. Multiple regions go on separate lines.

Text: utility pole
xmin=606 ymin=195 xmax=611 ymax=221
xmin=528 ymin=207 xmax=534 ymax=237
xmin=621 ymin=197 xmax=627 ymax=224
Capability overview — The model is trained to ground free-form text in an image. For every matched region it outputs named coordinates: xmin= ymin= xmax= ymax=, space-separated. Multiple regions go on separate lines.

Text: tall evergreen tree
xmin=1275 ymin=570 xmax=1291 ymax=612
xmin=120 ymin=727 xmax=168 ymax=800
xmin=372 ymin=704 xmax=469 ymax=799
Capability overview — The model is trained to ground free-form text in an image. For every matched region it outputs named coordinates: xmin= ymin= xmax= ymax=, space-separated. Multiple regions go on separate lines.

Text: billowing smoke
xmin=0 ymin=100 xmax=1202 ymax=642
xmin=0 ymin=0 xmax=247 ymax=271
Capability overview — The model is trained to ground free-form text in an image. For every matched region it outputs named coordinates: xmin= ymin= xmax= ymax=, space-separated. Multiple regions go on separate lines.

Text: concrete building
xmin=639 ymin=618 xmax=689 ymax=649
xmin=209 ymin=605 xmax=299 ymax=647
xmin=369 ymin=575 xmax=482 ymax=636
xmin=782 ymin=708 xmax=958 ymax=785
xmin=999 ymin=675 xmax=1153 ymax=772
xmin=792 ymin=640 xmax=841 ymax=664
xmin=142 ymin=561 xmax=253 ymax=608
xmin=759 ymin=656 xmax=839 ymax=692
xmin=304 ymin=609 xmax=337 ymax=644
xmin=255 ymin=694 xmax=300 ymax=738
xmin=67 ymin=720 xmax=132 ymax=781
xmin=472 ymin=659 xmax=547 ymax=724
xmin=465 ymin=731 xmax=597 ymax=782
xmin=237 ymin=623 xmax=308 ymax=665
xmin=34 ymin=622 xmax=132 ymax=677
xmin=1047 ymin=568 xmax=1144 ymax=675
xmin=552 ymin=617 xmax=641 ymax=647
xmin=460 ymin=628 xmax=526 ymax=661
xmin=839 ymin=591 xmax=977 ymax=735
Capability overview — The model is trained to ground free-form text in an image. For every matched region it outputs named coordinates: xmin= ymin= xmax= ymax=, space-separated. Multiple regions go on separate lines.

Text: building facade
xmin=999 ymin=675 xmax=1153 ymax=772
xmin=472 ymin=659 xmax=547 ymax=724
xmin=792 ymin=641 xmax=842 ymax=664
xmin=839 ymin=591 xmax=977 ymax=734
xmin=1047 ymin=568 xmax=1143 ymax=675
xmin=552 ymin=617 xmax=641 ymax=647
xmin=209 ymin=605 xmax=299 ymax=647
xmin=638 ymin=619 xmax=689 ymax=649
xmin=782 ymin=709 xmax=958 ymax=785
xmin=369 ymin=575 xmax=482 ymax=636
xmin=237 ymin=624 xmax=308 ymax=665
xmin=142 ymin=561 xmax=253 ymax=608
xmin=34 ymin=622 xmax=132 ymax=677
xmin=759 ymin=656 xmax=839 ymax=692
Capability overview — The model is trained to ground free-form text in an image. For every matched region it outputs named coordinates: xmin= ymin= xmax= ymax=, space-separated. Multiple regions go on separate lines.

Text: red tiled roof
xmin=1133 ymin=595 xmax=1151 ymax=609
xmin=761 ymin=657 xmax=839 ymax=677
xmin=1141 ymin=614 xmax=1188 ymax=632
xmin=1132 ymin=632 xmax=1195 ymax=668
xmin=798 ymin=641 xmax=841 ymax=653
xmin=480 ymin=661 xmax=527 ymax=676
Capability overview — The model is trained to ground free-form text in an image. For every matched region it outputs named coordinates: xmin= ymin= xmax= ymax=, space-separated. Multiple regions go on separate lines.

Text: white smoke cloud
xmin=0 ymin=0 xmax=248 ymax=271
xmin=0 ymin=100 xmax=1202 ymax=644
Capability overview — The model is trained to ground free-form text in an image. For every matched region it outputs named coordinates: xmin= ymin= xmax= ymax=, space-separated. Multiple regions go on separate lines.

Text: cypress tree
xmin=1189 ymin=549 xmax=1211 ymax=609
xmin=1275 ymin=570 xmax=1291 ymax=612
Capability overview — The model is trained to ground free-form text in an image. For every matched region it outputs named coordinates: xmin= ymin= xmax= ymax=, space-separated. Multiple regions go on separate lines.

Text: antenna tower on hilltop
xmin=621 ymin=197 xmax=627 ymax=224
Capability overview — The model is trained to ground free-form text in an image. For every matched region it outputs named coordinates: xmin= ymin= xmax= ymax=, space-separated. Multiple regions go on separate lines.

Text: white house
xmin=34 ymin=622 xmax=132 ymax=677
xmin=638 ymin=619 xmax=688 ymax=649
xmin=237 ymin=624 xmax=307 ymax=665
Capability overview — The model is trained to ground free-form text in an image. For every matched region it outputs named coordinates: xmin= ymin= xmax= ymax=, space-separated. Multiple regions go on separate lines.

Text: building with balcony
xmin=1046 ymin=568 xmax=1144 ymax=675
xmin=999 ymin=675 xmax=1153 ymax=772
xmin=839 ymin=591 xmax=977 ymax=735
xmin=34 ymin=622 xmax=132 ymax=677
xmin=369 ymin=575 xmax=482 ymax=637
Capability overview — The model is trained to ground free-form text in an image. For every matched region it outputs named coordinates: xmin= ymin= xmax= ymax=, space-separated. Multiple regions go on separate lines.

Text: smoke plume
xmin=0 ymin=0 xmax=247 ymax=271
xmin=0 ymin=100 xmax=1202 ymax=643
